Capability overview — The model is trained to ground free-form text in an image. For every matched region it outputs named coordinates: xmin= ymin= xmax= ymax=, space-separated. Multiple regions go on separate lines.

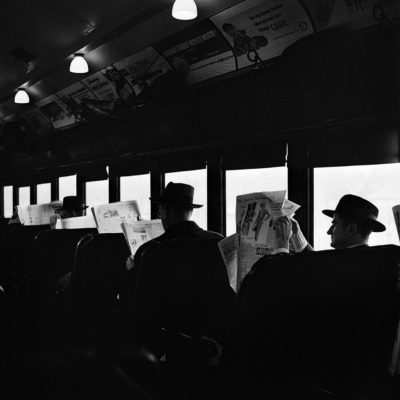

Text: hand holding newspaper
xmin=121 ymin=219 xmax=164 ymax=256
xmin=220 ymin=190 xmax=301 ymax=292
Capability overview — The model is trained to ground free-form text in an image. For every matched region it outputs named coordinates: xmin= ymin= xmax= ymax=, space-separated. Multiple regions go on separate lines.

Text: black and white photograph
xmin=0 ymin=0 xmax=400 ymax=399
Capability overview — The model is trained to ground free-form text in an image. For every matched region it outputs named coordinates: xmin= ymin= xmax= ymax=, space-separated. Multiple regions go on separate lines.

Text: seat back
xmin=67 ymin=233 xmax=130 ymax=344
xmin=5 ymin=224 xmax=49 ymax=278
xmin=31 ymin=228 xmax=97 ymax=287
xmin=131 ymin=237 xmax=236 ymax=349
xmin=225 ymin=245 xmax=400 ymax=398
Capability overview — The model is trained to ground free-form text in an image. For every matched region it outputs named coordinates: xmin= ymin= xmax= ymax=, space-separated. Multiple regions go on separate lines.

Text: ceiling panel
xmin=27 ymin=80 xmax=56 ymax=103
xmin=49 ymin=0 xmax=145 ymax=27
xmin=0 ymin=1 xmax=91 ymax=57
xmin=84 ymin=42 xmax=129 ymax=72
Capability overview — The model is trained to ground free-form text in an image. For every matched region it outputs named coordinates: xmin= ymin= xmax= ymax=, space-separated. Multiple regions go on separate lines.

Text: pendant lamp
xmin=172 ymin=0 xmax=197 ymax=20
xmin=14 ymin=88 xmax=30 ymax=104
xmin=70 ymin=54 xmax=89 ymax=73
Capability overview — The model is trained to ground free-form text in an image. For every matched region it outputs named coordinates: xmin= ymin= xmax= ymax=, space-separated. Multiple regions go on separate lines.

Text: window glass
xmin=37 ymin=183 xmax=51 ymax=204
xmin=226 ymin=167 xmax=288 ymax=236
xmin=314 ymin=163 xmax=400 ymax=250
xmin=18 ymin=186 xmax=30 ymax=206
xmin=59 ymin=174 xmax=77 ymax=200
xmin=85 ymin=179 xmax=109 ymax=208
xmin=4 ymin=186 xmax=13 ymax=218
xmin=165 ymin=169 xmax=207 ymax=229
xmin=120 ymin=174 xmax=151 ymax=220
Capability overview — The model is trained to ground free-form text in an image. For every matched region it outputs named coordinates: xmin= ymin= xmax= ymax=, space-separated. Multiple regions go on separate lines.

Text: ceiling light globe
xmin=70 ymin=54 xmax=89 ymax=74
xmin=14 ymin=89 xmax=30 ymax=104
xmin=172 ymin=0 xmax=197 ymax=20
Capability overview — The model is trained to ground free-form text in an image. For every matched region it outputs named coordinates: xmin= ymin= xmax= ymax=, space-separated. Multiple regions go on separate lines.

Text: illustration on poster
xmin=222 ymin=22 xmax=268 ymax=56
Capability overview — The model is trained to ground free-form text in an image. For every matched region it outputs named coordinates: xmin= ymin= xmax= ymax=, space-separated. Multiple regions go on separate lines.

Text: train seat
xmin=221 ymin=245 xmax=400 ymax=399
xmin=66 ymin=232 xmax=130 ymax=345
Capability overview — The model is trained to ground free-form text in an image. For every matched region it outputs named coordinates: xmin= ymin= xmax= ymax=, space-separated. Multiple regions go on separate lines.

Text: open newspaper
xmin=217 ymin=233 xmax=239 ymax=292
xmin=17 ymin=201 xmax=62 ymax=226
xmin=218 ymin=190 xmax=300 ymax=292
xmin=91 ymin=200 xmax=141 ymax=233
xmin=393 ymin=205 xmax=400 ymax=243
xmin=55 ymin=215 xmax=97 ymax=229
xmin=121 ymin=219 xmax=164 ymax=256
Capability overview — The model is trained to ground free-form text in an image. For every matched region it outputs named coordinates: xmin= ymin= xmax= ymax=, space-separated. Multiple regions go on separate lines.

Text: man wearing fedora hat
xmin=50 ymin=196 xmax=88 ymax=229
xmin=60 ymin=196 xmax=88 ymax=219
xmin=126 ymin=183 xmax=223 ymax=261
xmin=124 ymin=182 xmax=236 ymax=356
xmin=323 ymin=194 xmax=386 ymax=249
xmin=271 ymin=194 xmax=386 ymax=253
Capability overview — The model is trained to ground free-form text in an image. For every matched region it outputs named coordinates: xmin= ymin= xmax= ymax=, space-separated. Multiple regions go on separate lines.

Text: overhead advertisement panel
xmin=112 ymin=46 xmax=172 ymax=96
xmin=19 ymin=106 xmax=51 ymax=135
xmin=304 ymin=0 xmax=400 ymax=31
xmin=81 ymin=71 xmax=121 ymax=101
xmin=56 ymin=82 xmax=97 ymax=124
xmin=36 ymin=95 xmax=75 ymax=130
xmin=155 ymin=19 xmax=236 ymax=85
xmin=211 ymin=0 xmax=313 ymax=69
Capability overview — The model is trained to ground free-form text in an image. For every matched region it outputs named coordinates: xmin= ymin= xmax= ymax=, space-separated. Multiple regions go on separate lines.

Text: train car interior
xmin=0 ymin=0 xmax=400 ymax=398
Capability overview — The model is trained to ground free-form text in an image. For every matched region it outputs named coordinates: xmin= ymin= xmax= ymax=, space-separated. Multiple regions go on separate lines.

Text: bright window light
xmin=314 ymin=163 xmax=400 ymax=249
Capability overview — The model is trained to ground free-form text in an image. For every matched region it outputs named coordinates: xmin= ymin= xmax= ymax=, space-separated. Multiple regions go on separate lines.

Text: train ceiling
xmin=0 ymin=0 xmax=399 ymax=159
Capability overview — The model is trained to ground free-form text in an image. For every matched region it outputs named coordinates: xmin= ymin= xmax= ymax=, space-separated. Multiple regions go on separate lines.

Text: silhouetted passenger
xmin=125 ymin=182 xmax=236 ymax=356
xmin=323 ymin=194 xmax=386 ymax=249
xmin=50 ymin=196 xmax=88 ymax=228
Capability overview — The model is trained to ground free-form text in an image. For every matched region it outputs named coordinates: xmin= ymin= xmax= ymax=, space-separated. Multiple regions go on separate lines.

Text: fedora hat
xmin=62 ymin=196 xmax=88 ymax=212
xmin=322 ymin=194 xmax=385 ymax=232
xmin=150 ymin=182 xmax=203 ymax=208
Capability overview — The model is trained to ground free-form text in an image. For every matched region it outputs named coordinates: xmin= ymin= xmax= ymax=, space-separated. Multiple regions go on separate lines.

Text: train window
xmin=165 ymin=169 xmax=207 ymax=229
xmin=314 ymin=163 xmax=400 ymax=250
xmin=18 ymin=186 xmax=30 ymax=206
xmin=85 ymin=179 xmax=109 ymax=208
xmin=3 ymin=186 xmax=13 ymax=218
xmin=59 ymin=174 xmax=77 ymax=199
xmin=37 ymin=183 xmax=51 ymax=204
xmin=120 ymin=174 xmax=151 ymax=220
xmin=226 ymin=167 xmax=288 ymax=236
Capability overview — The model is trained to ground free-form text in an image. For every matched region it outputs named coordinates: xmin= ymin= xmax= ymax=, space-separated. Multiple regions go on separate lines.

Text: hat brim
xmin=322 ymin=209 xmax=386 ymax=232
xmin=322 ymin=209 xmax=334 ymax=218
xmin=149 ymin=197 xmax=203 ymax=208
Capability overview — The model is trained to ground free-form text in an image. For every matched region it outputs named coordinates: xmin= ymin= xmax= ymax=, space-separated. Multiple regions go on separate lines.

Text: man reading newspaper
xmin=218 ymin=190 xmax=312 ymax=292
xmin=123 ymin=182 xmax=236 ymax=358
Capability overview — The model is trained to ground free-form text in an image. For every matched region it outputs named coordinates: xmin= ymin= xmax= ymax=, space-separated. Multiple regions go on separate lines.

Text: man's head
xmin=323 ymin=194 xmax=385 ymax=249
xmin=61 ymin=196 xmax=88 ymax=219
xmin=150 ymin=182 xmax=202 ymax=230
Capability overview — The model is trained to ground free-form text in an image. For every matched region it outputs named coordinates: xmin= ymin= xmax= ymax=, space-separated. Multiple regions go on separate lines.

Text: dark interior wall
xmin=0 ymin=23 xmax=399 ymax=178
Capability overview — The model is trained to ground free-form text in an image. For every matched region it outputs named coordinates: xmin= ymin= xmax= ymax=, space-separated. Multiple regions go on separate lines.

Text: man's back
xmin=128 ymin=228 xmax=236 ymax=354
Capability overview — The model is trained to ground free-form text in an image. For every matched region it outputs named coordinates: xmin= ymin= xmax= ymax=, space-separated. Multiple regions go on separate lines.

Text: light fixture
xmin=14 ymin=88 xmax=30 ymax=104
xmin=172 ymin=0 xmax=197 ymax=20
xmin=69 ymin=53 xmax=89 ymax=74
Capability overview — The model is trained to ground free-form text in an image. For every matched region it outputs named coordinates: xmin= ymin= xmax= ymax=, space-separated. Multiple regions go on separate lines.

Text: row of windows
xmin=3 ymin=163 xmax=400 ymax=250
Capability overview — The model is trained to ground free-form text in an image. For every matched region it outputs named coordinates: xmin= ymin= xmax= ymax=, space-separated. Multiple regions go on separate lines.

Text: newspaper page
xmin=236 ymin=190 xmax=300 ymax=291
xmin=393 ymin=205 xmax=400 ymax=243
xmin=17 ymin=201 xmax=62 ymax=226
xmin=55 ymin=215 xmax=97 ymax=230
xmin=91 ymin=200 xmax=141 ymax=234
xmin=121 ymin=219 xmax=164 ymax=256
xmin=218 ymin=233 xmax=239 ymax=292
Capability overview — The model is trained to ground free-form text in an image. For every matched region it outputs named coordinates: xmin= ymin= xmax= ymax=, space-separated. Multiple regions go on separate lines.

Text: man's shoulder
xmin=197 ymin=228 xmax=224 ymax=240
